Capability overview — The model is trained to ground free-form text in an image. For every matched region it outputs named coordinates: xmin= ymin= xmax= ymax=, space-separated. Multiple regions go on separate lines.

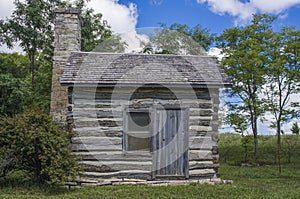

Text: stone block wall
xmin=50 ymin=9 xmax=81 ymax=124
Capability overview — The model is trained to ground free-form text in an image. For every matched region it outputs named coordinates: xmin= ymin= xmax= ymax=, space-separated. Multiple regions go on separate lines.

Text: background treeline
xmin=219 ymin=134 xmax=300 ymax=166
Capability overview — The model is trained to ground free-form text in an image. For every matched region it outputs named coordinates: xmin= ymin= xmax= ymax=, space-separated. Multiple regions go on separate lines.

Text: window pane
xmin=128 ymin=112 xmax=150 ymax=132
xmin=127 ymin=134 xmax=150 ymax=151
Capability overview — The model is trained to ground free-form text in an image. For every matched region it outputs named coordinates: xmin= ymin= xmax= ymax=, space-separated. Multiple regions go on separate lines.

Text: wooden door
xmin=153 ymin=108 xmax=189 ymax=178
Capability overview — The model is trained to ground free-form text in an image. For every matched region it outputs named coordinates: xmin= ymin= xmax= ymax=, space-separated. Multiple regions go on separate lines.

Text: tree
xmin=217 ymin=14 xmax=276 ymax=157
xmin=291 ymin=122 xmax=300 ymax=135
xmin=0 ymin=53 xmax=30 ymax=116
xmin=264 ymin=26 xmax=300 ymax=173
xmin=0 ymin=0 xmax=119 ymax=89
xmin=0 ymin=0 xmax=124 ymax=112
xmin=145 ymin=23 xmax=215 ymax=55
xmin=0 ymin=0 xmax=63 ymax=89
xmin=169 ymin=23 xmax=215 ymax=51
xmin=227 ymin=113 xmax=248 ymax=136
xmin=93 ymin=34 xmax=127 ymax=53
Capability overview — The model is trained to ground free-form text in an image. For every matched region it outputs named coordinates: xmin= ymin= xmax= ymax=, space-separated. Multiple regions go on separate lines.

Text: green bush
xmin=0 ymin=110 xmax=79 ymax=185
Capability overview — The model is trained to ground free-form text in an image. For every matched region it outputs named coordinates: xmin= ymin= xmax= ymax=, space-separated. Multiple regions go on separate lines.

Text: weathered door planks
xmin=153 ymin=108 xmax=189 ymax=178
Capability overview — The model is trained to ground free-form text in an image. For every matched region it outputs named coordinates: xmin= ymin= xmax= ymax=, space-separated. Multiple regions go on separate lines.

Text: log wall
xmin=68 ymin=86 xmax=220 ymax=180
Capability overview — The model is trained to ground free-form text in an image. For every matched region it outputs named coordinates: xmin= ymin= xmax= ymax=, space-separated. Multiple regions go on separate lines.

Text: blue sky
xmin=117 ymin=0 xmax=300 ymax=36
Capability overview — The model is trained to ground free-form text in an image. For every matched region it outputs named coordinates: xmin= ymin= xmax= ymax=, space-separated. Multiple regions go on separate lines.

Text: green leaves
xmin=217 ymin=14 xmax=275 ymax=134
xmin=291 ymin=122 xmax=300 ymax=135
xmin=218 ymin=14 xmax=300 ymax=162
xmin=0 ymin=110 xmax=79 ymax=185
xmin=146 ymin=23 xmax=215 ymax=55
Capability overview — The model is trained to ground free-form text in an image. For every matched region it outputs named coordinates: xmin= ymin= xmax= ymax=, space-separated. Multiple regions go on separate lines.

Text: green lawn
xmin=0 ymin=164 xmax=299 ymax=199
xmin=1 ymin=134 xmax=300 ymax=198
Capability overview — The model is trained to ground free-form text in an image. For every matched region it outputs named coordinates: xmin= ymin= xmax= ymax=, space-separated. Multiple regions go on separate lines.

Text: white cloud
xmin=251 ymin=0 xmax=300 ymax=13
xmin=87 ymin=0 xmax=147 ymax=52
xmin=207 ymin=47 xmax=225 ymax=60
xmin=197 ymin=0 xmax=300 ymax=25
xmin=119 ymin=31 xmax=149 ymax=53
xmin=88 ymin=0 xmax=138 ymax=33
xmin=0 ymin=0 xmax=147 ymax=53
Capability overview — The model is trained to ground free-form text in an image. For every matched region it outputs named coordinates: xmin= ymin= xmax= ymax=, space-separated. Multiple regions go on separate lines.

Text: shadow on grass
xmin=0 ymin=170 xmax=73 ymax=196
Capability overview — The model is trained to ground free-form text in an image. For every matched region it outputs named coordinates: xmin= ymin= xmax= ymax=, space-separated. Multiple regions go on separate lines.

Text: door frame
xmin=151 ymin=105 xmax=189 ymax=179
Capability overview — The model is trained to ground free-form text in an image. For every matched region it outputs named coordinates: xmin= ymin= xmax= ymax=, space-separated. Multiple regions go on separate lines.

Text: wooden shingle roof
xmin=60 ymin=52 xmax=231 ymax=88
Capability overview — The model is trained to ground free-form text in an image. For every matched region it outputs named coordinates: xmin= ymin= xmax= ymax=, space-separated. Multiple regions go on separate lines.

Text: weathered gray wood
xmin=189 ymin=136 xmax=217 ymax=150
xmin=74 ymin=91 xmax=212 ymax=100
xmin=189 ymin=161 xmax=219 ymax=170
xmin=75 ymin=130 xmax=123 ymax=137
xmin=72 ymin=110 xmax=122 ymax=118
xmin=80 ymin=170 xmax=152 ymax=180
xmin=67 ymin=85 xmax=221 ymax=180
xmin=189 ymin=119 xmax=211 ymax=126
xmin=182 ymin=102 xmax=213 ymax=109
xmin=154 ymin=109 xmax=189 ymax=177
xmin=79 ymin=161 xmax=152 ymax=172
xmin=189 ymin=150 xmax=213 ymax=161
xmin=71 ymin=143 xmax=122 ymax=152
xmin=189 ymin=126 xmax=212 ymax=133
xmin=189 ymin=130 xmax=209 ymax=137
xmin=74 ymin=119 xmax=122 ymax=128
xmin=189 ymin=169 xmax=216 ymax=175
xmin=75 ymin=151 xmax=152 ymax=161
xmin=72 ymin=137 xmax=122 ymax=145
xmin=189 ymin=109 xmax=213 ymax=117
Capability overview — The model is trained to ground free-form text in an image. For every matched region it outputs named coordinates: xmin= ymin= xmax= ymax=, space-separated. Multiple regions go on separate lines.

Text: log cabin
xmin=50 ymin=9 xmax=231 ymax=183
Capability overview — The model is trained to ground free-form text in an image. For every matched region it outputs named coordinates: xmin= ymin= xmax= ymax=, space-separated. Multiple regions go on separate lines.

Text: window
xmin=124 ymin=111 xmax=151 ymax=151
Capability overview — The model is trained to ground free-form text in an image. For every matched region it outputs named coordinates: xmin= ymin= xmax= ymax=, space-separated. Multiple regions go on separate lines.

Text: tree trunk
xmin=277 ymin=120 xmax=281 ymax=174
xmin=28 ymin=52 xmax=35 ymax=90
xmin=253 ymin=115 xmax=259 ymax=158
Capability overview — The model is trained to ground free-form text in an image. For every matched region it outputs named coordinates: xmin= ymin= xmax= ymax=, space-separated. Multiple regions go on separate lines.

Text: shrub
xmin=0 ymin=109 xmax=79 ymax=185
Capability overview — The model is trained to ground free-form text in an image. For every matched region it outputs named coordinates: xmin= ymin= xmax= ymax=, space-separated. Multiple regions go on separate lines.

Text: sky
xmin=1 ymin=0 xmax=300 ymax=51
xmin=0 ymin=0 xmax=300 ymax=134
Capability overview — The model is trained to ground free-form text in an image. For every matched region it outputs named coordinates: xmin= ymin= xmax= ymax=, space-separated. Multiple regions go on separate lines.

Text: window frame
xmin=123 ymin=108 xmax=153 ymax=153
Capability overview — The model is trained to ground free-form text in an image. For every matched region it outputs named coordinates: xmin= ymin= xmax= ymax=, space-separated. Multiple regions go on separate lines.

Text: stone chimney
xmin=51 ymin=9 xmax=81 ymax=124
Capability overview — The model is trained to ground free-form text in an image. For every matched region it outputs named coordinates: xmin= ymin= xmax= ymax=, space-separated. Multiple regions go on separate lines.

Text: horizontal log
xmin=189 ymin=130 xmax=209 ymax=137
xmin=182 ymin=102 xmax=213 ymax=109
xmin=73 ymin=91 xmax=212 ymax=100
xmin=189 ymin=150 xmax=212 ymax=161
xmin=79 ymin=161 xmax=152 ymax=172
xmin=189 ymin=109 xmax=213 ymax=117
xmin=189 ymin=169 xmax=216 ymax=176
xmin=71 ymin=143 xmax=122 ymax=152
xmin=74 ymin=151 xmax=152 ymax=161
xmin=74 ymin=126 xmax=123 ymax=132
xmin=189 ymin=136 xmax=217 ymax=150
xmin=80 ymin=170 xmax=152 ymax=180
xmin=189 ymin=161 xmax=219 ymax=170
xmin=72 ymin=110 xmax=122 ymax=119
xmin=74 ymin=119 xmax=122 ymax=128
xmin=75 ymin=130 xmax=123 ymax=137
xmin=189 ymin=119 xmax=211 ymax=126
xmin=73 ymin=127 xmax=123 ymax=137
xmin=189 ymin=126 xmax=212 ymax=134
xmin=72 ymin=137 xmax=122 ymax=145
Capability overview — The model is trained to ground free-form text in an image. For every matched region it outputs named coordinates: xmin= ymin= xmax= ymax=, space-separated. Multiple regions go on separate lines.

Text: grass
xmin=1 ymin=134 xmax=300 ymax=198
xmin=1 ymin=164 xmax=300 ymax=199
